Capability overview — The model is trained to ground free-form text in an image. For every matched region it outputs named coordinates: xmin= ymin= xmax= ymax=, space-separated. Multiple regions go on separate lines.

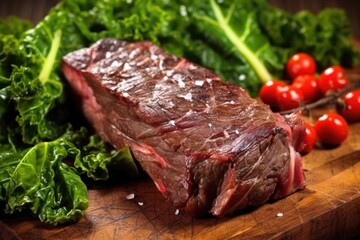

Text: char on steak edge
xmin=62 ymin=39 xmax=306 ymax=218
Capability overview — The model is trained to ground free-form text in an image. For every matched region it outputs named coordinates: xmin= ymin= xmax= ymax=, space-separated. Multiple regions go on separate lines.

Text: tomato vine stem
xmin=279 ymin=80 xmax=360 ymax=115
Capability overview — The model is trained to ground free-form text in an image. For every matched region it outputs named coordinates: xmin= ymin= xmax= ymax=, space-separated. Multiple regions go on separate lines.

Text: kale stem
xmin=210 ymin=0 xmax=273 ymax=83
xmin=39 ymin=29 xmax=62 ymax=84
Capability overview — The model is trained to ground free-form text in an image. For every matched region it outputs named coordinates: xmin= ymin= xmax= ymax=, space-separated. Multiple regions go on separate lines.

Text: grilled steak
xmin=62 ymin=39 xmax=306 ymax=217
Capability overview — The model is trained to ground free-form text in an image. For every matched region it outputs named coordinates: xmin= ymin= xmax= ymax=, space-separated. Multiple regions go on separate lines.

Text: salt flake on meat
xmin=195 ymin=80 xmax=204 ymax=86
xmin=179 ymin=92 xmax=192 ymax=101
xmin=126 ymin=193 xmax=135 ymax=200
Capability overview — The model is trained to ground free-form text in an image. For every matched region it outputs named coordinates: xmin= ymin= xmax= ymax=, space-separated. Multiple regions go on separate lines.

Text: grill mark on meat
xmin=62 ymin=38 xmax=306 ymax=218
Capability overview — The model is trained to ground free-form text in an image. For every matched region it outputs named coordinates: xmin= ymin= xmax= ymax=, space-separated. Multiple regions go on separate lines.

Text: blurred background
xmin=0 ymin=0 xmax=359 ymax=40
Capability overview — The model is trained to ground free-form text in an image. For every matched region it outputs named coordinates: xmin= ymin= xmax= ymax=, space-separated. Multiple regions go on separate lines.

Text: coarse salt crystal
xmin=166 ymin=70 xmax=174 ymax=77
xmin=151 ymin=54 xmax=158 ymax=60
xmin=126 ymin=193 xmax=135 ymax=200
xmin=123 ymin=62 xmax=132 ymax=71
xmin=184 ymin=92 xmax=192 ymax=101
xmin=168 ymin=101 xmax=175 ymax=108
xmin=189 ymin=64 xmax=197 ymax=70
xmin=175 ymin=209 xmax=180 ymax=215
xmin=129 ymin=48 xmax=140 ymax=59
xmin=185 ymin=110 xmax=193 ymax=116
xmin=179 ymin=92 xmax=192 ymax=101
xmin=276 ymin=212 xmax=284 ymax=217
xmin=173 ymin=73 xmax=186 ymax=88
xmin=195 ymin=80 xmax=204 ymax=86
xmin=138 ymin=202 xmax=144 ymax=206
xmin=110 ymin=60 xmax=121 ymax=68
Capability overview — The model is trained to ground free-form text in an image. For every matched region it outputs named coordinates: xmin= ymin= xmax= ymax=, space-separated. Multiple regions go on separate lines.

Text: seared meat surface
xmin=62 ymin=39 xmax=306 ymax=217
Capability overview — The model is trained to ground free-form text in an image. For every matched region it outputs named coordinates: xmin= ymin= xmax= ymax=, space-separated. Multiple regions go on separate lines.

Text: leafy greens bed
xmin=0 ymin=0 xmax=359 ymax=225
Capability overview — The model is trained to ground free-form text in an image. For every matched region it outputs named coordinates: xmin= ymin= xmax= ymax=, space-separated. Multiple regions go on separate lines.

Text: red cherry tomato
xmin=338 ymin=89 xmax=360 ymax=122
xmin=286 ymin=53 xmax=316 ymax=79
xmin=259 ymin=80 xmax=287 ymax=111
xmin=314 ymin=112 xmax=349 ymax=146
xmin=292 ymin=75 xmax=321 ymax=103
xmin=318 ymin=65 xmax=349 ymax=94
xmin=276 ymin=86 xmax=304 ymax=111
xmin=300 ymin=123 xmax=317 ymax=155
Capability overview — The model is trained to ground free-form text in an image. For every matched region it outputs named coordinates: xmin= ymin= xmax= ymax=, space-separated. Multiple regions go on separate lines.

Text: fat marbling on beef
xmin=62 ymin=39 xmax=306 ymax=218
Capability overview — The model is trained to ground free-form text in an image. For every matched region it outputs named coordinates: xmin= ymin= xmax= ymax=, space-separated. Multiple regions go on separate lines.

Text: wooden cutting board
xmin=1 ymin=68 xmax=360 ymax=240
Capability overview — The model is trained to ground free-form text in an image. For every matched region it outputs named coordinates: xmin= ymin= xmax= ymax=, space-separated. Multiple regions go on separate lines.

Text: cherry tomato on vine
xmin=286 ymin=53 xmax=316 ymax=79
xmin=259 ymin=80 xmax=287 ymax=111
xmin=292 ymin=75 xmax=321 ymax=103
xmin=314 ymin=112 xmax=349 ymax=146
xmin=276 ymin=86 xmax=304 ymax=111
xmin=318 ymin=65 xmax=349 ymax=94
xmin=300 ymin=123 xmax=317 ymax=155
xmin=338 ymin=89 xmax=360 ymax=122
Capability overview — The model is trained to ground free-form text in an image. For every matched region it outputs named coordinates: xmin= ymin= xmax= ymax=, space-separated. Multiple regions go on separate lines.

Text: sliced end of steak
xmin=62 ymin=38 xmax=306 ymax=218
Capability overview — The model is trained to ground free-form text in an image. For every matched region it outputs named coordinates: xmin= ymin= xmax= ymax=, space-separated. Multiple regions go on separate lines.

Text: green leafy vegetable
xmin=180 ymin=0 xmax=283 ymax=94
xmin=0 ymin=126 xmax=138 ymax=225
xmin=257 ymin=7 xmax=360 ymax=70
xmin=0 ymin=0 xmax=144 ymax=225
xmin=166 ymin=0 xmax=359 ymax=95
xmin=2 ymin=137 xmax=88 ymax=225
xmin=208 ymin=0 xmax=272 ymax=82
xmin=72 ymin=133 xmax=139 ymax=181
